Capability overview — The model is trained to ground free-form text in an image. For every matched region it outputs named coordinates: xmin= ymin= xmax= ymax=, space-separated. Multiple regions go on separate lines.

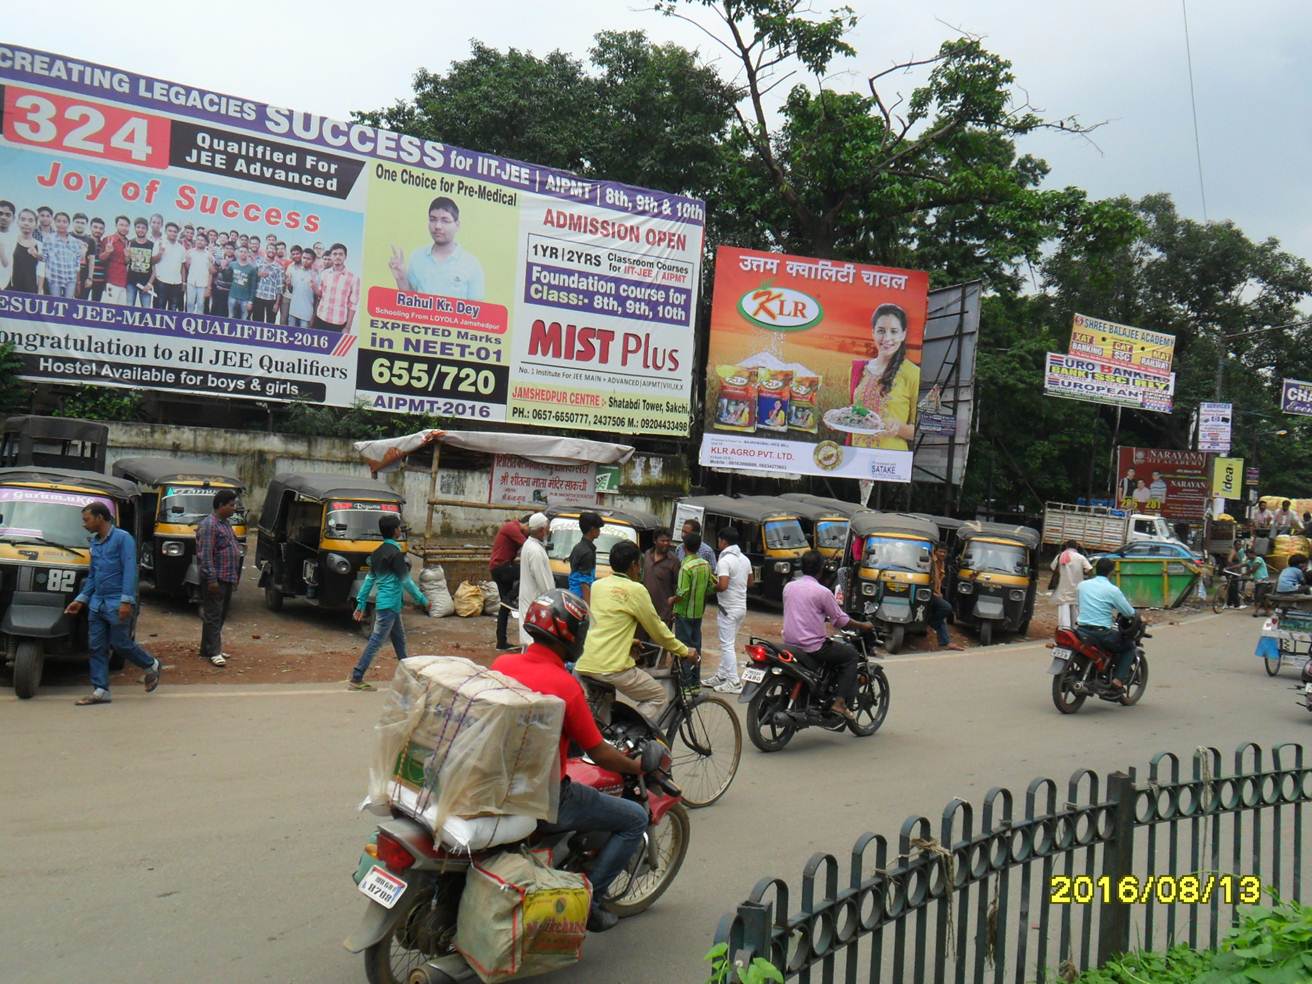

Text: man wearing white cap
xmin=517 ymin=512 xmax=555 ymax=648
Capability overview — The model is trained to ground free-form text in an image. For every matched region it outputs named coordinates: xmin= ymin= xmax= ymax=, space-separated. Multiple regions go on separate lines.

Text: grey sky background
xmin=6 ymin=1 xmax=1308 ymax=260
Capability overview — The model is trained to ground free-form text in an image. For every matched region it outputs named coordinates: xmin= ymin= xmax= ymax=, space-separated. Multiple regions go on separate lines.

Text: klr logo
xmin=738 ymin=286 xmax=823 ymax=331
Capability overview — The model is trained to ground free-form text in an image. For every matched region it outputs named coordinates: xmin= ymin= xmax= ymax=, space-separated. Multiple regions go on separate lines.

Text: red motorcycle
xmin=344 ymin=698 xmax=690 ymax=984
xmin=1048 ymin=614 xmax=1151 ymax=714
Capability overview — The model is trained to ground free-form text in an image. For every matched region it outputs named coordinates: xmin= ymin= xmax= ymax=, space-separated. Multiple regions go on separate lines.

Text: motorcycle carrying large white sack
xmin=364 ymin=656 xmax=564 ymax=834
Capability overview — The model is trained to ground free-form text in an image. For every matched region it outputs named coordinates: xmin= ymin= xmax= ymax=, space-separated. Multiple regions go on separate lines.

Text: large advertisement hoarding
xmin=1043 ymin=353 xmax=1175 ymax=412
xmin=1115 ymin=447 xmax=1209 ymax=521
xmin=1068 ymin=313 xmax=1174 ymax=375
xmin=0 ymin=44 xmax=703 ymax=436
xmin=1280 ymin=378 xmax=1312 ymax=416
xmin=698 ymin=246 xmax=929 ymax=482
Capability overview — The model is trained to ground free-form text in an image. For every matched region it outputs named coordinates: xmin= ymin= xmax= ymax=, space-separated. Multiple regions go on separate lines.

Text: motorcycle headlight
xmin=161 ymin=541 xmax=185 ymax=557
xmin=1009 ymin=589 xmax=1025 ymax=601
xmin=916 ymin=588 xmax=931 ymax=601
xmin=327 ymin=552 xmax=352 ymax=576
xmin=862 ymin=582 xmax=877 ymax=596
xmin=773 ymin=561 xmax=791 ymax=574
xmin=958 ymin=581 xmax=973 ymax=594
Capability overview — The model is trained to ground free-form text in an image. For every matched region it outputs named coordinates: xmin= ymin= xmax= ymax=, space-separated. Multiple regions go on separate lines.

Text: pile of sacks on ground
xmin=419 ymin=565 xmax=499 ymax=619
xmin=363 ymin=656 xmax=589 ymax=981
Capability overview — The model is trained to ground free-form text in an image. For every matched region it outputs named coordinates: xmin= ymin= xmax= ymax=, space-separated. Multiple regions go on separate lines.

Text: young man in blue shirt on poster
xmin=388 ymin=196 xmax=485 ymax=300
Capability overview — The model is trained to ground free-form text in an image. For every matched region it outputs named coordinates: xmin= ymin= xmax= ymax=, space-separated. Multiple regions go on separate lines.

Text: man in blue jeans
xmin=64 ymin=502 xmax=161 ymax=705
xmin=348 ymin=513 xmax=428 ymax=690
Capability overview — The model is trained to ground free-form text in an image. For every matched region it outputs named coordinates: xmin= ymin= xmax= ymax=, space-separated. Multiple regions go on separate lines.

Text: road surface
xmin=2 ymin=610 xmax=1307 ymax=983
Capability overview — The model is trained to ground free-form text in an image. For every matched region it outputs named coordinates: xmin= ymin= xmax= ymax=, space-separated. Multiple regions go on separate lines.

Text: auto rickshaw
xmin=746 ymin=495 xmax=851 ymax=585
xmin=255 ymin=473 xmax=407 ymax=622
xmin=0 ymin=415 xmax=109 ymax=471
xmin=676 ymin=496 xmax=809 ymax=604
xmin=111 ymin=457 xmax=247 ymax=602
xmin=839 ymin=511 xmax=939 ymax=653
xmin=543 ymin=504 xmax=662 ymax=588
xmin=0 ymin=466 xmax=141 ymax=698
xmin=951 ymin=521 xmax=1041 ymax=645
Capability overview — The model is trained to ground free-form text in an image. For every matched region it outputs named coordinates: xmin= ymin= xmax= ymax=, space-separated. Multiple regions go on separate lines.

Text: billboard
xmin=698 ymin=245 xmax=928 ymax=482
xmin=1197 ymin=401 xmax=1232 ymax=452
xmin=1043 ymin=353 xmax=1175 ymax=412
xmin=1280 ymin=378 xmax=1312 ymax=416
xmin=911 ymin=281 xmax=980 ymax=486
xmin=1067 ymin=313 xmax=1174 ymax=375
xmin=1212 ymin=456 xmax=1243 ymax=498
xmin=0 ymin=44 xmax=703 ymax=436
xmin=1115 ymin=447 xmax=1209 ymax=521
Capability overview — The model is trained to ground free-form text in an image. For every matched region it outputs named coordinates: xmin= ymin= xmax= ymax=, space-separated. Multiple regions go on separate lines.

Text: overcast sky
xmin=7 ymin=1 xmax=1308 ymax=260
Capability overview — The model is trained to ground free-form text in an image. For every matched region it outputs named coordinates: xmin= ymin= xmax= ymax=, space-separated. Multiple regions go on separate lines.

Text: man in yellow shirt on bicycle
xmin=573 ymin=540 xmax=698 ymax=723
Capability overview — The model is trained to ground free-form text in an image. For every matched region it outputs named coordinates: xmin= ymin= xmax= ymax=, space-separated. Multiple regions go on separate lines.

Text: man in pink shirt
xmin=781 ymin=550 xmax=874 ymax=719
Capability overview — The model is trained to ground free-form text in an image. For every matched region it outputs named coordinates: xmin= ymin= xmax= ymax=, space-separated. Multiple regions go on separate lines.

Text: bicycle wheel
xmin=667 ymin=695 xmax=742 ymax=808
xmin=1266 ymin=642 xmax=1285 ymax=677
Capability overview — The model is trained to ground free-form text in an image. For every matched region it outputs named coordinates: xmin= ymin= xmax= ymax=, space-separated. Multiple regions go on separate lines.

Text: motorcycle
xmin=1296 ymin=658 xmax=1312 ymax=713
xmin=1048 ymin=614 xmax=1151 ymax=714
xmin=344 ymin=699 xmax=690 ymax=984
xmin=739 ymin=628 xmax=891 ymax=752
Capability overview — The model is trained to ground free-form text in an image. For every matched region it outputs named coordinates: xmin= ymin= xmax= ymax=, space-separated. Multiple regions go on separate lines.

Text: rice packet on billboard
xmin=788 ymin=374 xmax=821 ymax=433
xmin=714 ymin=365 xmax=758 ymax=432
xmin=756 ymin=368 xmax=792 ymax=433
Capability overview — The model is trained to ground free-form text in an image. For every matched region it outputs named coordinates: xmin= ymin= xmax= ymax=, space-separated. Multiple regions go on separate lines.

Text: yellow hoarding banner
xmin=1212 ymin=457 xmax=1243 ymax=497
xmin=1068 ymin=313 xmax=1175 ymax=377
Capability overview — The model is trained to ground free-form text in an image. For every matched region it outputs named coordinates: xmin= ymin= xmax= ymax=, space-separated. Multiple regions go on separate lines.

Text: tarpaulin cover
xmin=353 ymin=430 xmax=635 ymax=475
xmin=365 ymin=656 xmax=564 ymax=832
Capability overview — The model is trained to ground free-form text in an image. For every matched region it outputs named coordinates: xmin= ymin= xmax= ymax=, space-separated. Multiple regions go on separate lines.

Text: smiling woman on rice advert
xmin=698 ymin=245 xmax=928 ymax=482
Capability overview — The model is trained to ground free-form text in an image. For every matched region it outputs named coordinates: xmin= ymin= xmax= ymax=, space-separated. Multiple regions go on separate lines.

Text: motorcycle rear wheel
xmin=604 ymin=803 xmax=691 ymax=917
xmin=364 ymin=885 xmax=452 ymax=984
xmin=746 ymin=678 xmax=797 ymax=753
xmin=1119 ymin=654 xmax=1149 ymax=706
xmin=1051 ymin=656 xmax=1088 ymax=714
xmin=848 ymin=665 xmax=890 ymax=737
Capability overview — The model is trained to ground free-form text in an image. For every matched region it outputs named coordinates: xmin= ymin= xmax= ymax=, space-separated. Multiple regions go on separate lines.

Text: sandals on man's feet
xmin=75 ymin=691 xmax=112 ymax=706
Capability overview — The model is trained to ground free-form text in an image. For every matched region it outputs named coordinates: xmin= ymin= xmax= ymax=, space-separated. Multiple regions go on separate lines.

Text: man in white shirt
xmin=517 ymin=512 xmax=555 ymax=648
xmin=183 ymin=233 xmax=213 ymax=313
xmin=151 ymin=222 xmax=186 ymax=311
xmin=0 ymin=199 xmax=18 ymax=290
xmin=1050 ymin=540 xmax=1092 ymax=629
xmin=707 ymin=527 xmax=752 ymax=693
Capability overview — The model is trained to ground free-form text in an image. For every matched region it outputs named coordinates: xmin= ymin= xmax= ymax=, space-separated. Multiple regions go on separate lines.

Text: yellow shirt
xmin=850 ymin=359 xmax=920 ymax=451
xmin=574 ymin=573 xmax=689 ymax=675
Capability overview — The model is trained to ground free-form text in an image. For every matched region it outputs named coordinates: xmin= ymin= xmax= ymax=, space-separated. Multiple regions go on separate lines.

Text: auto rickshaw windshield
xmin=764 ymin=519 xmax=808 ymax=550
xmin=160 ymin=488 xmax=245 ymax=525
xmin=324 ymin=503 xmax=404 ymax=541
xmin=547 ymin=521 xmax=637 ymax=570
xmin=963 ymin=540 xmax=1028 ymax=574
xmin=816 ymin=521 xmax=848 ymax=549
xmin=863 ymin=535 xmax=932 ymax=572
xmin=0 ymin=487 xmax=113 ymax=546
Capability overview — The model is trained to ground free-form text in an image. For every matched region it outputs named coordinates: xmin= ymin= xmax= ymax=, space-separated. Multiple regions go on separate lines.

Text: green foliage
xmin=53 ymin=385 xmax=144 ymax=422
xmin=704 ymin=942 xmax=785 ymax=984
xmin=0 ymin=344 xmax=31 ymax=415
xmin=276 ymin=400 xmax=449 ymax=441
xmin=1073 ymin=896 xmax=1312 ymax=984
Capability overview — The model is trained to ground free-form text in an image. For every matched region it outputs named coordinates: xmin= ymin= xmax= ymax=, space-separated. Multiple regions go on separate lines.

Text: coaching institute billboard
xmin=0 ymin=44 xmax=703 ymax=436
xmin=1115 ymin=447 xmax=1209 ymax=521
xmin=699 ymin=245 xmax=928 ymax=482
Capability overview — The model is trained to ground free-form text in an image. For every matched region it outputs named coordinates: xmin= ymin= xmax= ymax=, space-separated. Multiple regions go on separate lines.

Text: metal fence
xmin=712 ymin=742 xmax=1310 ymax=983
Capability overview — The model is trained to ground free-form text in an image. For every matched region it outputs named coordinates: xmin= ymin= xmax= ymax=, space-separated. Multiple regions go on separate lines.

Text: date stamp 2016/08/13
xmin=1050 ymin=874 xmax=1261 ymax=905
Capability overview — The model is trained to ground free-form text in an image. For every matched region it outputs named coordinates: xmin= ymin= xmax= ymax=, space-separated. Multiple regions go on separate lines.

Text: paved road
xmin=2 ymin=610 xmax=1308 ymax=984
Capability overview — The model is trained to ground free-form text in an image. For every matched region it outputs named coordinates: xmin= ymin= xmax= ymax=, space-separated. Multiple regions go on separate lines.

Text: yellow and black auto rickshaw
xmin=840 ymin=511 xmax=940 ymax=653
xmin=111 ymin=457 xmax=247 ymax=603
xmin=759 ymin=494 xmax=855 ymax=567
xmin=950 ymin=521 xmax=1041 ymax=645
xmin=0 ymin=415 xmax=109 ymax=471
xmin=544 ymin=503 xmax=662 ymax=588
xmin=0 ymin=466 xmax=141 ymax=698
xmin=255 ymin=473 xmax=407 ymax=622
xmin=678 ymin=496 xmax=809 ymax=605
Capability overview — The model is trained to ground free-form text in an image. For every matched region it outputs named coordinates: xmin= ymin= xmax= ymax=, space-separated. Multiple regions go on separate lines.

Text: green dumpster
xmin=1110 ymin=558 xmax=1201 ymax=609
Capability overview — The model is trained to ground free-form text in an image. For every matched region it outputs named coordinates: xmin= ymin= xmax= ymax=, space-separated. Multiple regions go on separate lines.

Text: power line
xmin=1181 ymin=0 xmax=1209 ymax=220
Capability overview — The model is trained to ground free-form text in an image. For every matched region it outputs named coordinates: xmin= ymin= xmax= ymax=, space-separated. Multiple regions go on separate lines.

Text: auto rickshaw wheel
xmin=264 ymin=585 xmax=284 ymax=612
xmin=885 ymin=624 xmax=905 ymax=654
xmin=979 ymin=621 xmax=994 ymax=646
xmin=13 ymin=640 xmax=44 ymax=699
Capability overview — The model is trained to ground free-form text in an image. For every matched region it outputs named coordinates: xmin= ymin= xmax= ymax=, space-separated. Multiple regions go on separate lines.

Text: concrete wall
xmin=105 ymin=422 xmax=690 ymax=542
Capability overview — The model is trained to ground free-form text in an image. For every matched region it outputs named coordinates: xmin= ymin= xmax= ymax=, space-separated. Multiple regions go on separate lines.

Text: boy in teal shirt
xmin=348 ymin=513 xmax=427 ymax=690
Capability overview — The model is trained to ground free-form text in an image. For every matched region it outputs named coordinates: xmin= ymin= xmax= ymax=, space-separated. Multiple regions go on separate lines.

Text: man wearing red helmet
xmin=492 ymin=588 xmax=646 ymax=933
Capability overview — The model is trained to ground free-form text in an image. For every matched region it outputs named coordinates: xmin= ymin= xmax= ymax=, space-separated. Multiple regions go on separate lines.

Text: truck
xmin=1041 ymin=502 xmax=1183 ymax=553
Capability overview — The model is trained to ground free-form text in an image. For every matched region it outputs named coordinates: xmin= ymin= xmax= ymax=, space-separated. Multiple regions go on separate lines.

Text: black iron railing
xmin=712 ymin=742 xmax=1310 ymax=983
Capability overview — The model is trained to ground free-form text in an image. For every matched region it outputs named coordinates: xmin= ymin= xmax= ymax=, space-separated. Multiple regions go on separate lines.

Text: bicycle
xmin=1211 ymin=568 xmax=1272 ymax=617
xmin=582 ymin=641 xmax=742 ymax=808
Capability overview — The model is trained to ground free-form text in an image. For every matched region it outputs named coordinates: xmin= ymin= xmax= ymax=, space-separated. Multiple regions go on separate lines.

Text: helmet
xmin=523 ymin=588 xmax=590 ymax=659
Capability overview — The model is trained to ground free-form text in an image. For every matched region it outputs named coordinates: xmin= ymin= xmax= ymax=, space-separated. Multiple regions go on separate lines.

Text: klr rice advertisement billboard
xmin=0 ymin=44 xmax=703 ymax=436
xmin=698 ymin=245 xmax=929 ymax=482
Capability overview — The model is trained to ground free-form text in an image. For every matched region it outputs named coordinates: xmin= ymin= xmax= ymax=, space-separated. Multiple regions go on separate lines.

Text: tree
xmin=354 ymin=31 xmax=736 ymax=202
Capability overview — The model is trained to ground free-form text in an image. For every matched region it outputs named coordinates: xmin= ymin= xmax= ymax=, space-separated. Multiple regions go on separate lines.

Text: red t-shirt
xmin=490 ymin=519 xmax=527 ymax=570
xmin=492 ymin=643 xmax=603 ymax=779
xmin=100 ymin=235 xmax=128 ymax=287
